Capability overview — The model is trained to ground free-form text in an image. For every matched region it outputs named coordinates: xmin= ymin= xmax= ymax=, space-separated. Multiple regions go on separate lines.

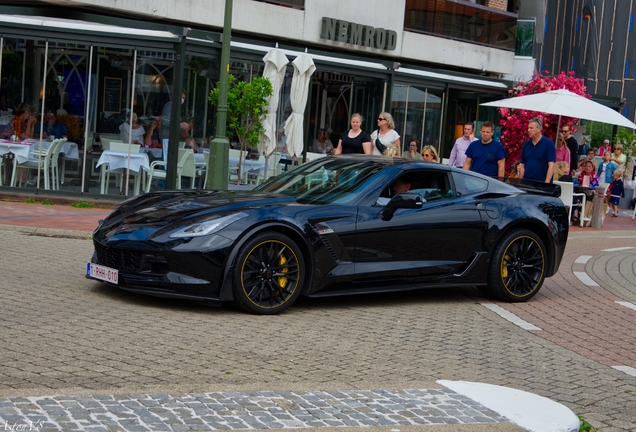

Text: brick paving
xmin=1 ymin=201 xmax=636 ymax=431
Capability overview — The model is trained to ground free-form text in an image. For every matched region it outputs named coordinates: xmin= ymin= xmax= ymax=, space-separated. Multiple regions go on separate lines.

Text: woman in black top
xmin=333 ymin=113 xmax=373 ymax=155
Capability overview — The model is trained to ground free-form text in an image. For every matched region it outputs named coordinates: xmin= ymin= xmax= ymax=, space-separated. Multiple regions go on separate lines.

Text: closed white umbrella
xmin=284 ymin=53 xmax=316 ymax=158
xmin=481 ymin=89 xmax=636 ymax=129
xmin=259 ymin=47 xmax=289 ymax=157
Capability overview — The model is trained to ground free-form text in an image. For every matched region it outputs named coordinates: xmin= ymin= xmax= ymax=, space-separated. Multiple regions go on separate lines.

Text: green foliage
xmin=71 ymin=200 xmax=94 ymax=208
xmin=209 ymin=74 xmax=273 ymax=151
xmin=40 ymin=199 xmax=54 ymax=205
xmin=614 ymin=128 xmax=636 ymax=157
xmin=24 ymin=198 xmax=36 ymax=204
xmin=582 ymin=120 xmax=614 ymax=150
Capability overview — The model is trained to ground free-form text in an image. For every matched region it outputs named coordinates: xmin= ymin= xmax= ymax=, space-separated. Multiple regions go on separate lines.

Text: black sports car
xmin=87 ymin=155 xmax=569 ymax=314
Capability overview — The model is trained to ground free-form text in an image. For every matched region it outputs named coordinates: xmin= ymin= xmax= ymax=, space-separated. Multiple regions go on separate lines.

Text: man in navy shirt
xmin=463 ymin=121 xmax=507 ymax=177
xmin=35 ymin=111 xmax=68 ymax=139
xmin=518 ymin=117 xmax=556 ymax=183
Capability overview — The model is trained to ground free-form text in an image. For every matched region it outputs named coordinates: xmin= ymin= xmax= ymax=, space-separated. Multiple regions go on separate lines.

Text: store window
xmin=0 ymin=33 xmax=223 ymax=196
xmin=390 ymin=83 xmax=443 ymax=155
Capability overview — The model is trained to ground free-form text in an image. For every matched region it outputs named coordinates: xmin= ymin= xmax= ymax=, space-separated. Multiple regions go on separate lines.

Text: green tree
xmin=581 ymin=120 xmax=613 ymax=150
xmin=209 ymin=74 xmax=273 ymax=184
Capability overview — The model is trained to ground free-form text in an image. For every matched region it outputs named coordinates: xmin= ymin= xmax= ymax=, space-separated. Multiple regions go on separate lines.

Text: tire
xmin=487 ymin=229 xmax=547 ymax=302
xmin=232 ymin=231 xmax=304 ymax=314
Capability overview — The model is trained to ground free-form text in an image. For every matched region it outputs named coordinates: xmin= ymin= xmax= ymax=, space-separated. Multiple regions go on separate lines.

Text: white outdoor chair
xmin=11 ymin=138 xmax=66 ymax=190
xmin=49 ymin=138 xmax=68 ymax=190
xmin=555 ymin=180 xmax=591 ymax=226
xmin=100 ymin=137 xmax=123 ymax=151
xmin=177 ymin=148 xmax=196 ymax=189
xmin=145 ymin=148 xmax=194 ymax=192
xmin=304 ymin=151 xmax=327 ymax=164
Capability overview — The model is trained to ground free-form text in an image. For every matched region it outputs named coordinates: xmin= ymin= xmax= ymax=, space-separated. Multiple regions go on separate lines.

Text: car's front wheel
xmin=233 ymin=231 xmax=304 ymax=314
xmin=487 ymin=229 xmax=546 ymax=302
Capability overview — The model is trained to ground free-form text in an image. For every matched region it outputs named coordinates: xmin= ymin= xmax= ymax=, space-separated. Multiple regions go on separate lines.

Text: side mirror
xmin=380 ymin=193 xmax=423 ymax=220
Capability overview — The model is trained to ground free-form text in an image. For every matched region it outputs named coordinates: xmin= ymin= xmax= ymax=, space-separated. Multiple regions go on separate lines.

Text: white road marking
xmin=601 ymin=247 xmax=635 ymax=252
xmin=574 ymin=271 xmax=599 ymax=286
xmin=574 ymin=255 xmax=592 ymax=264
xmin=608 ymin=236 xmax=636 ymax=239
xmin=612 ymin=366 xmax=636 ymax=377
xmin=481 ymin=304 xmax=542 ymax=331
xmin=616 ymin=301 xmax=636 ymax=312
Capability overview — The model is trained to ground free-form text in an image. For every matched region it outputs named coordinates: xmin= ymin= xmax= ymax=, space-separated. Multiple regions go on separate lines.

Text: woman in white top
xmin=371 ymin=112 xmax=401 ymax=157
xmin=610 ymin=144 xmax=627 ymax=173
xmin=119 ymin=112 xmax=146 ymax=144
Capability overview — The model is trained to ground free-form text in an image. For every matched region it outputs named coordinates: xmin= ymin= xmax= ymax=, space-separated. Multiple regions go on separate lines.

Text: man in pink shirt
xmin=448 ymin=122 xmax=474 ymax=168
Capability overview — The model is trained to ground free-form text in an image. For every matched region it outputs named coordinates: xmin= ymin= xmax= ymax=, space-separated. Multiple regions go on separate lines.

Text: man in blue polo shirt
xmin=463 ymin=121 xmax=507 ymax=177
xmin=517 ymin=117 xmax=556 ymax=183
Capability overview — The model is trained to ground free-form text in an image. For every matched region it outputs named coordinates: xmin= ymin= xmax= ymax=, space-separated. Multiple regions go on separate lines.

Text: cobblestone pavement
xmin=0 ymin=389 xmax=509 ymax=431
xmin=0 ymin=224 xmax=635 ymax=431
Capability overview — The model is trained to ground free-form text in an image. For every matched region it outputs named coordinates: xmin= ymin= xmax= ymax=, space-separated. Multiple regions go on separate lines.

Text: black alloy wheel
xmin=486 ymin=229 xmax=546 ymax=302
xmin=233 ymin=231 xmax=304 ymax=314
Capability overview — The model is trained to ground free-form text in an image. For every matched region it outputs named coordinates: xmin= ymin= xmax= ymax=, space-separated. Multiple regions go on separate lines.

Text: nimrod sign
xmin=320 ymin=17 xmax=397 ymax=51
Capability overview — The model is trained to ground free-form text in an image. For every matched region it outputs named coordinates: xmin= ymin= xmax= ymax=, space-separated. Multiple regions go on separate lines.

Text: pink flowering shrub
xmin=499 ymin=71 xmax=588 ymax=171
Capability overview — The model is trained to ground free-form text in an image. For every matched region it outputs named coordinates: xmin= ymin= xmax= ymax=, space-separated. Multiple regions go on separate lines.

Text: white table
xmin=96 ymin=150 xmax=150 ymax=195
xmin=32 ymin=140 xmax=79 ymax=160
xmin=229 ymin=156 xmax=266 ymax=178
xmin=0 ymin=140 xmax=34 ymax=164
xmin=0 ymin=140 xmax=35 ymax=186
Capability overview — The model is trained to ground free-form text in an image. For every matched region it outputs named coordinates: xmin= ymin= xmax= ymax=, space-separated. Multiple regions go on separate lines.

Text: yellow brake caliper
xmin=278 ymin=253 xmax=288 ymax=288
xmin=501 ymin=252 xmax=509 ymax=280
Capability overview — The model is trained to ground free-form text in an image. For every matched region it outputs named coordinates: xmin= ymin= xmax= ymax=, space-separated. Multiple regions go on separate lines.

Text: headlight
xmin=169 ymin=212 xmax=248 ymax=238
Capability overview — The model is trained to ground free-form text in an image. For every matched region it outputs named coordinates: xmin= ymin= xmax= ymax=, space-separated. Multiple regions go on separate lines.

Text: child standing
xmin=607 ymin=170 xmax=625 ymax=217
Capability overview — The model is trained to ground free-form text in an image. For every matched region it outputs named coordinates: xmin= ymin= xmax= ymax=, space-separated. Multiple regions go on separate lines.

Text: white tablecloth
xmin=0 ymin=140 xmax=34 ymax=164
xmin=32 ymin=140 xmax=79 ymax=160
xmin=229 ymin=156 xmax=265 ymax=177
xmin=96 ymin=150 xmax=150 ymax=173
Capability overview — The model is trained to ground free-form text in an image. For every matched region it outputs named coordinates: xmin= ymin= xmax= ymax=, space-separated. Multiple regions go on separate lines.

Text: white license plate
xmin=87 ymin=263 xmax=119 ymax=285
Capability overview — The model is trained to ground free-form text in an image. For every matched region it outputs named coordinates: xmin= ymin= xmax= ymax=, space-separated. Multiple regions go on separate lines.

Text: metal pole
xmin=36 ymin=41 xmax=49 ymax=192
xmin=167 ymin=29 xmax=189 ymax=190
xmin=80 ymin=45 xmax=94 ymax=195
xmin=124 ymin=49 xmax=138 ymax=197
xmin=206 ymin=0 xmax=232 ymax=190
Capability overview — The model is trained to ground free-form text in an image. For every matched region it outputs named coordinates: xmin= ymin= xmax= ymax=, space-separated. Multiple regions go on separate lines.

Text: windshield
xmin=254 ymin=157 xmax=385 ymax=205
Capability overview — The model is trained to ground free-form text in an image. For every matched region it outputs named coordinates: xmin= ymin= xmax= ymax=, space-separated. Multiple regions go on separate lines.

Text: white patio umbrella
xmin=284 ymin=52 xmax=316 ymax=158
xmin=259 ymin=47 xmax=289 ymax=157
xmin=481 ymin=89 xmax=636 ymax=129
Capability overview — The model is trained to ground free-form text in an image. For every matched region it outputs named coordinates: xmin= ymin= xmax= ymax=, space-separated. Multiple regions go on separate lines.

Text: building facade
xmin=534 ymin=0 xmax=633 ymax=119
xmin=0 ymin=0 xmax=517 ymax=197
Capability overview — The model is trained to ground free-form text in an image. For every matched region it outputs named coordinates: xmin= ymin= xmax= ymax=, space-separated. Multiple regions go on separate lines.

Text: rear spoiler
xmin=498 ymin=177 xmax=561 ymax=197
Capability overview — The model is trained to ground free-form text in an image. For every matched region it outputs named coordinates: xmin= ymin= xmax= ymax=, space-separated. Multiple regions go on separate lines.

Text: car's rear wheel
xmin=487 ymin=229 xmax=546 ymax=302
xmin=233 ymin=231 xmax=304 ymax=314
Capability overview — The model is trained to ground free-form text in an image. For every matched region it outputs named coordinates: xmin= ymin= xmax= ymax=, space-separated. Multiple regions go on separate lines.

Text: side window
xmin=410 ymin=171 xmax=455 ymax=202
xmin=375 ymin=170 xmax=456 ymax=206
xmin=452 ymin=172 xmax=488 ymax=196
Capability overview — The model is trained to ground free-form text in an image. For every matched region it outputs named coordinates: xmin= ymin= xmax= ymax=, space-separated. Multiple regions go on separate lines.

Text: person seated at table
xmin=553 ymin=161 xmax=572 ymax=182
xmin=577 ymin=148 xmax=598 ymax=171
xmin=35 ymin=111 xmax=68 ymax=139
xmin=1 ymin=103 xmax=36 ymax=140
xmin=577 ymin=160 xmax=599 ymax=189
xmin=119 ymin=112 xmax=146 ymax=144
xmin=179 ymin=117 xmax=200 ymax=153
xmin=312 ymin=128 xmax=333 ymax=154
xmin=144 ymin=116 xmax=161 ymax=148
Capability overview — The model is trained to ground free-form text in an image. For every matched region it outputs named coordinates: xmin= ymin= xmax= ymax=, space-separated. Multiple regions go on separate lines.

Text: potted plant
xmin=209 ymin=74 xmax=272 ymax=184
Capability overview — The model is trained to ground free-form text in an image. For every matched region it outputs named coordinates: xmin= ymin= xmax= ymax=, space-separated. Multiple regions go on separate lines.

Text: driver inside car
xmin=376 ymin=173 xmax=420 ymax=206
